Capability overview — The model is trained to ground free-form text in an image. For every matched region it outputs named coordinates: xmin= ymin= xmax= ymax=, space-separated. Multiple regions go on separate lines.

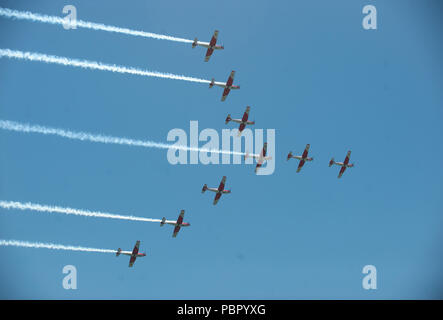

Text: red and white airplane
xmin=329 ymin=150 xmax=354 ymax=178
xmin=209 ymin=71 xmax=240 ymax=101
xmin=116 ymin=240 xmax=146 ymax=268
xmin=202 ymin=176 xmax=231 ymax=205
xmin=225 ymin=106 xmax=255 ymax=136
xmin=245 ymin=142 xmax=272 ymax=173
xmin=192 ymin=30 xmax=224 ymax=62
xmin=287 ymin=144 xmax=314 ymax=173
xmin=160 ymin=209 xmax=191 ymax=238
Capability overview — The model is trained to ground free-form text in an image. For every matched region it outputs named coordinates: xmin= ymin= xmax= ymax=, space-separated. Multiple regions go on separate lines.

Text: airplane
xmin=329 ymin=150 xmax=354 ymax=178
xmin=160 ymin=209 xmax=191 ymax=238
xmin=116 ymin=240 xmax=146 ymax=268
xmin=209 ymin=71 xmax=240 ymax=101
xmin=287 ymin=144 xmax=314 ymax=173
xmin=202 ymin=176 xmax=231 ymax=205
xmin=225 ymin=106 xmax=255 ymax=136
xmin=192 ymin=30 xmax=224 ymax=62
xmin=245 ymin=142 xmax=272 ymax=173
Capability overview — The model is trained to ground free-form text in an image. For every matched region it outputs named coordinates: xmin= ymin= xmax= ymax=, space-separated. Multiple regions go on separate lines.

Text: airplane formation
xmin=0 ymin=19 xmax=355 ymax=268
xmin=115 ymin=30 xmax=355 ymax=268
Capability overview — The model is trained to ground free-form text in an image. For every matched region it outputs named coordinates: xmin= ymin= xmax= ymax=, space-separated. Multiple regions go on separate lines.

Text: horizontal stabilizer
xmin=287 ymin=152 xmax=293 ymax=161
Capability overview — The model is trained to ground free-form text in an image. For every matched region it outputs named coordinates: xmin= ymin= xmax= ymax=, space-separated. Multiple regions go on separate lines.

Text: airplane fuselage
xmin=256 ymin=147 xmax=270 ymax=164
xmin=333 ymin=162 xmax=353 ymax=167
xmin=119 ymin=251 xmax=146 ymax=257
xmin=293 ymin=155 xmax=313 ymax=161
xmin=214 ymin=82 xmax=240 ymax=90
xmin=164 ymin=221 xmax=191 ymax=227
xmin=207 ymin=188 xmax=230 ymax=195
xmin=231 ymin=119 xmax=247 ymax=125
xmin=196 ymin=42 xmax=224 ymax=50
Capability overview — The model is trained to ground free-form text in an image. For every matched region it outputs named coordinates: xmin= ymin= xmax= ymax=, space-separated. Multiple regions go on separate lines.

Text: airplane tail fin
xmin=287 ymin=152 xmax=293 ymax=161
xmin=160 ymin=217 xmax=166 ymax=226
xmin=308 ymin=157 xmax=314 ymax=161
xmin=329 ymin=158 xmax=335 ymax=167
xmin=116 ymin=248 xmax=121 ymax=257
xmin=209 ymin=78 xmax=215 ymax=88
xmin=225 ymin=114 xmax=231 ymax=124
xmin=202 ymin=184 xmax=208 ymax=193
xmin=192 ymin=38 xmax=198 ymax=48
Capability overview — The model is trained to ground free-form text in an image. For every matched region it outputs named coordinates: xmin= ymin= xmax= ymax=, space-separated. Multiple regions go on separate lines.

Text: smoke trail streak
xmin=0 ymin=239 xmax=116 ymax=254
xmin=0 ymin=200 xmax=167 ymax=223
xmin=0 ymin=119 xmax=250 ymax=157
xmin=0 ymin=48 xmax=210 ymax=84
xmin=0 ymin=7 xmax=193 ymax=43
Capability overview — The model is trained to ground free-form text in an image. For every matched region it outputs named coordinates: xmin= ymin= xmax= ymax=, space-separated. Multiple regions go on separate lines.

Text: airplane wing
xmin=129 ymin=255 xmax=136 ymax=268
xmin=228 ymin=71 xmax=235 ymax=82
xmin=213 ymin=193 xmax=221 ymax=205
xmin=343 ymin=151 xmax=351 ymax=165
xmin=172 ymin=210 xmax=185 ymax=237
xmin=241 ymin=106 xmax=250 ymax=123
xmin=296 ymin=160 xmax=305 ymax=173
xmin=302 ymin=144 xmax=310 ymax=158
xmin=262 ymin=143 xmax=268 ymax=156
xmin=210 ymin=30 xmax=219 ymax=45
xmin=221 ymin=71 xmax=235 ymax=101
xmin=128 ymin=240 xmax=140 ymax=267
xmin=338 ymin=166 xmax=347 ymax=178
xmin=176 ymin=210 xmax=184 ymax=225
xmin=132 ymin=240 xmax=140 ymax=255
xmin=221 ymin=88 xmax=231 ymax=101
xmin=204 ymin=31 xmax=219 ymax=62
xmin=256 ymin=143 xmax=268 ymax=163
xmin=218 ymin=176 xmax=227 ymax=190
xmin=172 ymin=225 xmax=181 ymax=238
xmin=204 ymin=48 xmax=214 ymax=62
xmin=238 ymin=123 xmax=246 ymax=134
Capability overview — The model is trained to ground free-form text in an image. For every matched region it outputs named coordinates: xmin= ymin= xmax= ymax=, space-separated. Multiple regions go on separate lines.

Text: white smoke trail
xmin=0 ymin=239 xmax=116 ymax=254
xmin=0 ymin=7 xmax=193 ymax=43
xmin=0 ymin=48 xmax=210 ymax=84
xmin=0 ymin=119 xmax=249 ymax=157
xmin=0 ymin=200 xmax=165 ymax=223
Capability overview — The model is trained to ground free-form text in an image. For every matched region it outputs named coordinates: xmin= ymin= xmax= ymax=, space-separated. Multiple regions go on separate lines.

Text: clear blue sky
xmin=0 ymin=0 xmax=442 ymax=299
